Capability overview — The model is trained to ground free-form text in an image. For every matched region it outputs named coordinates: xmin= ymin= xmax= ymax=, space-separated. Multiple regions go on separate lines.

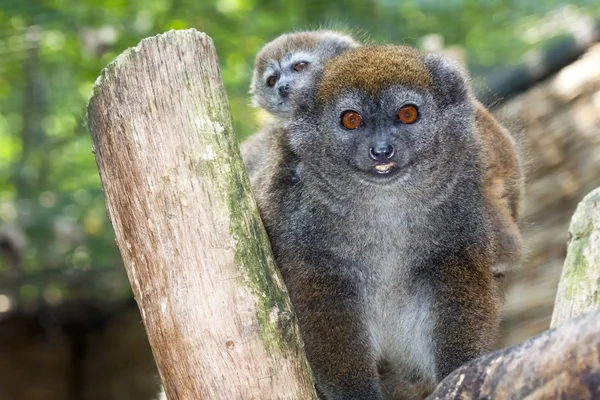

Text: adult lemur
xmin=243 ymin=32 xmax=523 ymax=279
xmin=251 ymin=45 xmax=522 ymax=399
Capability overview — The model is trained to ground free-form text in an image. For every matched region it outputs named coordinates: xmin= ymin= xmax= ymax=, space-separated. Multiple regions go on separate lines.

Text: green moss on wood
xmin=556 ymin=189 xmax=600 ymax=318
xmin=560 ymin=188 xmax=600 ymax=304
xmin=189 ymin=75 xmax=293 ymax=350
xmin=564 ymin=236 xmax=591 ymax=300
xmin=194 ymin=96 xmax=314 ymax=392
xmin=223 ymin=131 xmax=299 ymax=354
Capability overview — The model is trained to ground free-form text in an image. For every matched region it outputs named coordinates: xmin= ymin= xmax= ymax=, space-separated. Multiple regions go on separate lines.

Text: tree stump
xmin=87 ymin=29 xmax=316 ymax=400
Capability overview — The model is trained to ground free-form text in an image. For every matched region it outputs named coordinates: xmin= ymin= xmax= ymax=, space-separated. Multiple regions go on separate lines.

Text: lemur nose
xmin=278 ymin=84 xmax=290 ymax=98
xmin=369 ymin=144 xmax=395 ymax=161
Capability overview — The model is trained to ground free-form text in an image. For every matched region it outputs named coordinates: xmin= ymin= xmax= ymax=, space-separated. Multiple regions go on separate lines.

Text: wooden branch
xmin=87 ymin=29 xmax=316 ymax=399
xmin=551 ymin=188 xmax=600 ymax=328
xmin=428 ymin=309 xmax=600 ymax=399
xmin=429 ymin=189 xmax=600 ymax=397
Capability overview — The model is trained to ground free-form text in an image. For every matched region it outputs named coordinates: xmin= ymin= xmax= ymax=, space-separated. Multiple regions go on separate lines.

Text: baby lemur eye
xmin=341 ymin=110 xmax=362 ymax=130
xmin=293 ymin=62 xmax=309 ymax=72
xmin=398 ymin=105 xmax=419 ymax=124
xmin=267 ymin=76 xmax=278 ymax=87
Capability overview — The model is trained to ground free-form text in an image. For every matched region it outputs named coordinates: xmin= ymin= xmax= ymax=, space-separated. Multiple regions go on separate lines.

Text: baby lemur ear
xmin=423 ymin=53 xmax=470 ymax=107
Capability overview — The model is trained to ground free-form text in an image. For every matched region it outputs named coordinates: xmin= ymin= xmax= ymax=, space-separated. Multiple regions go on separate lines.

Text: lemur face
xmin=255 ymin=50 xmax=316 ymax=117
xmin=288 ymin=45 xmax=477 ymax=194
xmin=250 ymin=31 xmax=359 ymax=119
xmin=315 ymin=86 xmax=435 ymax=185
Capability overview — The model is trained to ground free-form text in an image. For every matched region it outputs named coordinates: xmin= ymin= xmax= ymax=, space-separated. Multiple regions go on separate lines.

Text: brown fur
xmin=474 ymin=100 xmax=524 ymax=276
xmin=318 ymin=45 xmax=433 ymax=103
xmin=378 ymin=359 xmax=436 ymax=400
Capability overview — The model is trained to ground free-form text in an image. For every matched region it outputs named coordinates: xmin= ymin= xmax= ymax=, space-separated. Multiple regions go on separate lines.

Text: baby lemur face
xmin=250 ymin=30 xmax=359 ymax=118
xmin=254 ymin=50 xmax=315 ymax=116
xmin=289 ymin=45 xmax=476 ymax=191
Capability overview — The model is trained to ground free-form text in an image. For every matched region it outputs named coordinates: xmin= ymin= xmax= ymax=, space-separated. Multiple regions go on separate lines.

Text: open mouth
xmin=371 ymin=162 xmax=398 ymax=175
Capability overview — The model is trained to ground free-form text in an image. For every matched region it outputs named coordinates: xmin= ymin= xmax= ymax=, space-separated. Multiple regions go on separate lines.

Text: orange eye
xmin=294 ymin=62 xmax=309 ymax=72
xmin=341 ymin=111 xmax=362 ymax=130
xmin=267 ymin=76 xmax=277 ymax=87
xmin=398 ymin=105 xmax=419 ymax=124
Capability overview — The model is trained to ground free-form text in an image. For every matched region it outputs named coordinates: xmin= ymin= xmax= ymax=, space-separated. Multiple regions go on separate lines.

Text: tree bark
xmin=427 ymin=309 xmax=600 ymax=399
xmin=87 ymin=29 xmax=316 ymax=400
xmin=551 ymin=188 xmax=600 ymax=328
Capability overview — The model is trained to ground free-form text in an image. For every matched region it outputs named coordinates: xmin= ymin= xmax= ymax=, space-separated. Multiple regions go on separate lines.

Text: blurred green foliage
xmin=0 ymin=0 xmax=598 ymax=307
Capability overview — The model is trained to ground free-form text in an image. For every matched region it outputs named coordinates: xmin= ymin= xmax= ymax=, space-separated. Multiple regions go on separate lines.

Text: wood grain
xmin=428 ymin=309 xmax=600 ymax=399
xmin=87 ymin=29 xmax=316 ymax=400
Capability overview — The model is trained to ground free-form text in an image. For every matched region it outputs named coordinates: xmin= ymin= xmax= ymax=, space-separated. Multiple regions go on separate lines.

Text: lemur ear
xmin=290 ymin=66 xmax=324 ymax=114
xmin=324 ymin=38 xmax=358 ymax=58
xmin=287 ymin=65 xmax=325 ymax=156
xmin=423 ymin=53 xmax=470 ymax=106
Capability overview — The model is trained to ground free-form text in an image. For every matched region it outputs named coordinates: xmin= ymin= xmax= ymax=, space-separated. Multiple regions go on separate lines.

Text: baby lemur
xmin=249 ymin=30 xmax=360 ymax=117
xmin=241 ymin=30 xmax=360 ymax=178
xmin=252 ymin=45 xmax=515 ymax=399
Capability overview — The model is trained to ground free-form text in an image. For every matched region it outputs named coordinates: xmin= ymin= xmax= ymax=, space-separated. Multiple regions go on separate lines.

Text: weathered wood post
xmin=551 ymin=187 xmax=600 ymax=328
xmin=87 ymin=29 xmax=316 ymax=399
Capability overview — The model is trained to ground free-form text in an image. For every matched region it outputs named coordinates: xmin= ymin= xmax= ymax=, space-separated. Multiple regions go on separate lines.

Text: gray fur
xmin=243 ymin=30 xmax=359 ymax=180
xmin=252 ymin=47 xmax=503 ymax=399
xmin=249 ymin=30 xmax=360 ymax=118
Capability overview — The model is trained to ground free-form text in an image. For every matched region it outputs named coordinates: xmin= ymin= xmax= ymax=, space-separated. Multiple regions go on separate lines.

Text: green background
xmin=0 ymin=0 xmax=597 ymax=306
